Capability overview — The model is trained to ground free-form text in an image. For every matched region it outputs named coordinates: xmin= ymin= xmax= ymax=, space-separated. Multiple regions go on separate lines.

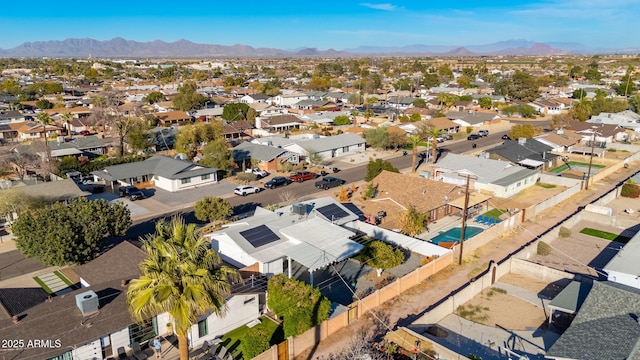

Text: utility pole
xmin=585 ymin=128 xmax=597 ymax=190
xmin=458 ymin=173 xmax=472 ymax=265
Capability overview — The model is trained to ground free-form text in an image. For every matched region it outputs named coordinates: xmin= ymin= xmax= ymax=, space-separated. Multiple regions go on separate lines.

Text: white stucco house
xmin=207 ymin=198 xmax=364 ymax=285
xmin=91 ymin=155 xmax=219 ymax=192
xmin=603 ymin=229 xmax=640 ymax=290
xmin=434 ymin=153 xmax=539 ymax=198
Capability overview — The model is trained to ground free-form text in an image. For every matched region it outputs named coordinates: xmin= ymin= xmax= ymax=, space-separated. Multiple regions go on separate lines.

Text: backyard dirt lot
xmin=456 ymin=292 xmax=545 ymax=331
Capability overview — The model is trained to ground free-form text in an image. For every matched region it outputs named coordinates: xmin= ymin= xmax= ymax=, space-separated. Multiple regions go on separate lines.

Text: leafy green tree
xmin=173 ymin=80 xmax=208 ymax=111
xmin=348 ymin=93 xmax=363 ymax=105
xmin=35 ymin=99 xmax=53 ymax=110
xmin=267 ymin=274 xmax=331 ymax=338
xmin=518 ymin=104 xmax=537 ymax=118
xmin=437 ymin=65 xmax=453 ymax=83
xmin=365 ymin=159 xmax=399 ymax=182
xmin=332 ymin=115 xmax=351 ymax=126
xmin=175 ymin=122 xmax=223 ymax=160
xmin=222 ymin=103 xmax=250 ymax=122
xmin=437 ymin=92 xmax=458 ymax=108
xmin=12 ymin=198 xmax=131 ymax=266
xmin=144 ymin=91 xmax=166 ymax=104
xmin=194 ymin=196 xmax=233 ymax=223
xmin=127 ymin=217 xmax=240 ymax=360
xmin=398 ymin=204 xmax=429 ymax=236
xmin=126 ymin=120 xmax=153 ymax=153
xmin=412 ymin=98 xmax=426 ymax=108
xmin=501 ymin=105 xmax=519 ymax=117
xmin=393 ymin=78 xmax=412 ymax=91
xmin=629 ymin=95 xmax=640 ymax=114
xmin=478 ymin=97 xmax=492 ymax=109
xmin=507 ymin=71 xmax=540 ymax=102
xmin=507 ymin=124 xmax=538 ymax=139
xmin=241 ymin=327 xmax=271 ymax=359
xmin=365 ymin=240 xmax=405 ymax=277
xmin=573 ymin=89 xmax=587 ymax=100
xmin=569 ymin=65 xmax=582 ymax=79
xmin=200 ymin=138 xmax=234 ymax=173
xmin=0 ymin=189 xmax=50 ymax=223
xmin=364 ymin=127 xmax=389 ymax=149
xmin=422 ymin=73 xmax=440 ymax=88
xmin=584 ymin=68 xmax=602 ymax=82
xmin=386 ymin=126 xmax=408 ymax=150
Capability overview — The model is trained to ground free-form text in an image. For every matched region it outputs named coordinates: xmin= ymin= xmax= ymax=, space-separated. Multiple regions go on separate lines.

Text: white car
xmin=234 ymin=185 xmax=263 ymax=196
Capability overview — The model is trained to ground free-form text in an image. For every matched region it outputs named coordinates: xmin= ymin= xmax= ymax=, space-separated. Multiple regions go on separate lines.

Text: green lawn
xmin=482 ymin=209 xmax=507 ymax=220
xmin=536 ymin=182 xmax=556 ymax=189
xmin=579 ymin=228 xmax=631 ymax=243
xmin=219 ymin=317 xmax=284 ymax=359
xmin=549 ymin=161 xmax=606 ymax=173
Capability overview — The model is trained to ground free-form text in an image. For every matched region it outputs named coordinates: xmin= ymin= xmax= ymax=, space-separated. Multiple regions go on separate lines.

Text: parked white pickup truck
xmin=245 ymin=168 xmax=269 ymax=179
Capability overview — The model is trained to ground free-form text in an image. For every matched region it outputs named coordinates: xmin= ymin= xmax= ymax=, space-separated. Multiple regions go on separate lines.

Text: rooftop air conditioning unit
xmin=292 ymin=203 xmax=306 ymax=216
xmin=75 ymin=290 xmax=99 ymax=315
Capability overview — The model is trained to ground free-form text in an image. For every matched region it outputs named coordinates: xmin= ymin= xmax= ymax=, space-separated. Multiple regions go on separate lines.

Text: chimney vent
xmin=12 ymin=315 xmax=19 ymax=324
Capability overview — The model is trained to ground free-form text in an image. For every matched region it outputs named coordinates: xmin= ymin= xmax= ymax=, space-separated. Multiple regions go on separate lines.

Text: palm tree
xmin=61 ymin=112 xmax=74 ymax=139
xmin=407 ymin=134 xmax=422 ymax=173
xmin=36 ymin=112 xmax=53 ymax=166
xmin=126 ymin=217 xmax=240 ymax=360
xmin=426 ymin=126 xmax=443 ymax=164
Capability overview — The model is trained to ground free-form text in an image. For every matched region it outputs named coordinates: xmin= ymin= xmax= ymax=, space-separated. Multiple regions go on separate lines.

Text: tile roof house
xmin=486 ymin=138 xmax=558 ymax=170
xmin=434 ymin=153 xmax=539 ymax=198
xmin=15 ymin=121 xmax=63 ymax=141
xmin=533 ymin=130 xmax=583 ymax=153
xmin=91 ymin=155 xmax=219 ymax=192
xmin=155 ymin=110 xmax=192 ymax=126
xmin=367 ymin=170 xmax=467 ymax=229
xmin=567 ymin=122 xmax=625 ymax=145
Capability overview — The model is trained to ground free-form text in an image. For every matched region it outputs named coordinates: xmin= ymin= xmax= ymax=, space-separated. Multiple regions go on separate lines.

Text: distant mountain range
xmin=0 ymin=37 xmax=634 ymax=58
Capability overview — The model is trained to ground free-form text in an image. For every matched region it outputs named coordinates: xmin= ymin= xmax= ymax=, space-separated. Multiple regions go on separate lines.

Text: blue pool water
xmin=429 ymin=226 xmax=484 ymax=245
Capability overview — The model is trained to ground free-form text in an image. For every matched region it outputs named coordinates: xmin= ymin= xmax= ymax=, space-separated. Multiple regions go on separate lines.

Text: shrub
xmin=558 ymin=226 xmax=571 ymax=238
xmin=241 ymin=327 xmax=271 ymax=359
xmin=236 ymin=172 xmax=257 ymax=184
xmin=621 ymin=183 xmax=640 ymax=198
xmin=537 ymin=241 xmax=551 ymax=256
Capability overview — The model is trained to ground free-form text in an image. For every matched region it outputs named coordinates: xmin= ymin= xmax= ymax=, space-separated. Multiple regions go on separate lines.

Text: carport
xmin=280 ymin=217 xmax=364 ymax=286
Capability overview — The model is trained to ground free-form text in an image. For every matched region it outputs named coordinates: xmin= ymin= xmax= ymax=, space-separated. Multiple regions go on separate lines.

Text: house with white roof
xmin=91 ymin=155 xmax=219 ymax=192
xmin=207 ymin=198 xmax=365 ymax=285
xmin=434 ymin=153 xmax=539 ymax=198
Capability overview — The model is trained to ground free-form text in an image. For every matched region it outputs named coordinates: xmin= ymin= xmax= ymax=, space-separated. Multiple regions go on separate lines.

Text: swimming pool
xmin=429 ymin=226 xmax=484 ymax=245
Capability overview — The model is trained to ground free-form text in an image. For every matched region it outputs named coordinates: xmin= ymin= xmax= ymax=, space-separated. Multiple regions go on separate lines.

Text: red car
xmin=79 ymin=130 xmax=91 ymax=136
xmin=289 ymin=171 xmax=318 ymax=183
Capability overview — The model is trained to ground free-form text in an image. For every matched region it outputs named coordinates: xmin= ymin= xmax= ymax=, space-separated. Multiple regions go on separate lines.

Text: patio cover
xmin=447 ymin=192 xmax=491 ymax=209
xmin=518 ymin=158 xmax=544 ymax=168
xmin=280 ymin=217 xmax=364 ymax=272
xmin=548 ymin=280 xmax=593 ymax=325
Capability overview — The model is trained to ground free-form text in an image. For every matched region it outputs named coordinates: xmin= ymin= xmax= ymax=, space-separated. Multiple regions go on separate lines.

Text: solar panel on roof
xmin=0 ymin=124 xmax=10 ymax=131
xmin=316 ymin=203 xmax=349 ymax=221
xmin=240 ymin=225 xmax=280 ymax=248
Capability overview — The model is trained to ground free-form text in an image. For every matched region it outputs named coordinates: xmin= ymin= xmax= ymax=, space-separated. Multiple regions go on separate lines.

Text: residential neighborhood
xmin=0 ymin=53 xmax=640 ymax=360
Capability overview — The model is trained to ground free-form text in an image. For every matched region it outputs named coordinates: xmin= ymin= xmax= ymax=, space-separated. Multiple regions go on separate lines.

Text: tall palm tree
xmin=61 ymin=112 xmax=74 ymax=139
xmin=407 ymin=134 xmax=422 ymax=173
xmin=426 ymin=126 xmax=444 ymax=164
xmin=36 ymin=112 xmax=53 ymax=166
xmin=126 ymin=217 xmax=240 ymax=360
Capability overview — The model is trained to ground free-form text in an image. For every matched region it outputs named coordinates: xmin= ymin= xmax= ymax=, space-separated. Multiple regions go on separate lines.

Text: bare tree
xmin=278 ymin=189 xmax=297 ymax=206
xmin=93 ymin=91 xmax=143 ymax=157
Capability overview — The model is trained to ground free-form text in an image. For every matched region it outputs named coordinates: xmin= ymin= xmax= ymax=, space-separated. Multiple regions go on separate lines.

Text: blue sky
xmin=1 ymin=0 xmax=638 ymax=50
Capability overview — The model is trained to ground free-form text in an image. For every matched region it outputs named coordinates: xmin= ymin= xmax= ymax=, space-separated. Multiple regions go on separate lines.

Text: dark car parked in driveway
xmin=315 ymin=176 xmax=346 ymax=190
xmin=264 ymin=176 xmax=290 ymax=189
xmin=118 ymin=186 xmax=144 ymax=201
